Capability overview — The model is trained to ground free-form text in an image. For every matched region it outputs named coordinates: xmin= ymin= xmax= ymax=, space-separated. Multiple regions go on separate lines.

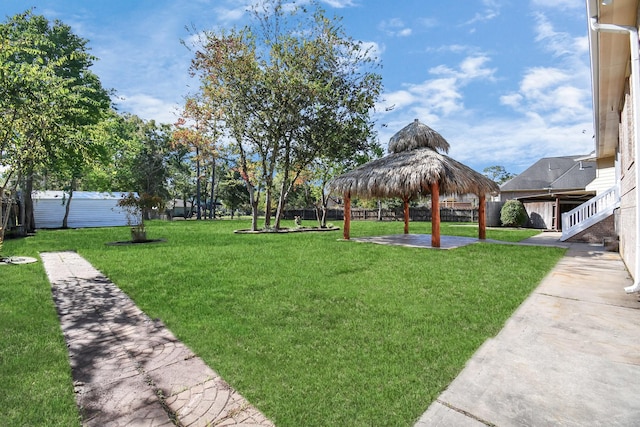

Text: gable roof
xmin=500 ymin=155 xmax=596 ymax=192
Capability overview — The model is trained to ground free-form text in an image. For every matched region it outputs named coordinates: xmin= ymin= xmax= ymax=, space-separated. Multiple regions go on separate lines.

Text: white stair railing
xmin=560 ymin=185 xmax=620 ymax=241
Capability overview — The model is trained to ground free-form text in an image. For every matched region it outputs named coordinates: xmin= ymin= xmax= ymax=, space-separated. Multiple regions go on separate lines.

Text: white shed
xmin=32 ymin=191 xmax=133 ymax=229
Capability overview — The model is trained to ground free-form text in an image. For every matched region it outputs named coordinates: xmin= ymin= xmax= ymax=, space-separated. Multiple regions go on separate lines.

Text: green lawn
xmin=1 ymin=220 xmax=562 ymax=426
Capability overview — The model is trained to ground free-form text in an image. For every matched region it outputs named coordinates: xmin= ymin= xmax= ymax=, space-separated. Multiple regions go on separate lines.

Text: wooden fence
xmin=1 ymin=198 xmax=21 ymax=236
xmin=283 ymin=207 xmax=478 ymax=223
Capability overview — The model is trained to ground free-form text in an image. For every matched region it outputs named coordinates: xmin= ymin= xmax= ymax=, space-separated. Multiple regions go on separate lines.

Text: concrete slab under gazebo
xmin=348 ymin=234 xmax=482 ymax=250
xmin=329 ymin=119 xmax=499 ymax=248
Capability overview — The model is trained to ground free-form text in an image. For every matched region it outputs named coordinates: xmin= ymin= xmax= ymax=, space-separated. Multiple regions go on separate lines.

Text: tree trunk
xmin=209 ymin=157 xmax=216 ymax=219
xmin=343 ymin=192 xmax=351 ymax=240
xmin=62 ymin=179 xmax=77 ymax=229
xmin=320 ymin=205 xmax=327 ymax=228
xmin=196 ymin=147 xmax=202 ymax=220
xmin=62 ymin=191 xmax=72 ymax=228
xmin=274 ymin=179 xmax=292 ymax=230
xmin=478 ymin=193 xmax=486 ymax=240
xmin=182 ymin=194 xmax=189 ymax=219
xmin=24 ymin=175 xmax=35 ymax=234
xmin=403 ymin=195 xmax=410 ymax=234
xmin=430 ymin=182 xmax=440 ymax=248
xmin=250 ymin=189 xmax=259 ymax=231
xmin=0 ymin=187 xmax=12 ymax=252
xmin=318 ymin=186 xmax=330 ymax=228
xmin=263 ymin=187 xmax=272 ymax=229
xmin=201 ymin=178 xmax=209 ymax=219
xmin=18 ymin=190 xmax=25 ymax=236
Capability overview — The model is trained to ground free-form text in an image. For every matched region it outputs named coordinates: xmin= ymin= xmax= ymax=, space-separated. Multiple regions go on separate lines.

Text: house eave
xmin=587 ymin=0 xmax=636 ymax=159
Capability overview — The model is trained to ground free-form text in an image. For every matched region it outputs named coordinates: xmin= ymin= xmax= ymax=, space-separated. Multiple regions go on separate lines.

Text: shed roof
xmin=32 ymin=191 xmax=132 ymax=200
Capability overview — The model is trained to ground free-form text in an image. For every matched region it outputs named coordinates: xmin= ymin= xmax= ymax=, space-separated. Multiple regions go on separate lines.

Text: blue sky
xmin=2 ymin=0 xmax=593 ymax=175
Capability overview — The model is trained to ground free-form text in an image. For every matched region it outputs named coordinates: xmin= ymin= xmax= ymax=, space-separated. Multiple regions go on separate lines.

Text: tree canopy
xmin=188 ymin=0 xmax=382 ymax=230
xmin=483 ymin=165 xmax=516 ymax=185
xmin=0 ymin=9 xmax=110 ymax=244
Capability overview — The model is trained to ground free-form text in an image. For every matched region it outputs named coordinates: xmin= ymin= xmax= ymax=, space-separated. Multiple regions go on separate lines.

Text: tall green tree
xmin=189 ymin=0 xmax=382 ymax=231
xmin=307 ymin=142 xmax=383 ymax=227
xmin=0 ymin=10 xmax=109 ymax=241
xmin=218 ymin=169 xmax=250 ymax=218
xmin=166 ymin=142 xmax=195 ymax=219
xmin=173 ymin=96 xmax=223 ymax=220
xmin=483 ymin=165 xmax=516 ymax=184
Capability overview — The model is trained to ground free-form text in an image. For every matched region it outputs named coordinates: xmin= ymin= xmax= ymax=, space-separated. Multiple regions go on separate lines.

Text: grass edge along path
xmin=2 ymin=220 xmax=563 ymax=426
xmin=0 ymin=258 xmax=81 ymax=426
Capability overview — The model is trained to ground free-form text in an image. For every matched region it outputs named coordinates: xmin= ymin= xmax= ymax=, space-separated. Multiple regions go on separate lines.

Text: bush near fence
xmin=283 ymin=207 xmax=478 ymax=223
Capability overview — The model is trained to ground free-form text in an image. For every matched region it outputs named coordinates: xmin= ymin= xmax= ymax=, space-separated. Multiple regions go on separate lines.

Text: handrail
xmin=561 ymin=185 xmax=620 ymax=240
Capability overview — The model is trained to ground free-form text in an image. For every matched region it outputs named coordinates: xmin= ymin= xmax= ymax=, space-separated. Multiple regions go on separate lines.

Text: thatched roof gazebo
xmin=329 ymin=119 xmax=499 ymax=247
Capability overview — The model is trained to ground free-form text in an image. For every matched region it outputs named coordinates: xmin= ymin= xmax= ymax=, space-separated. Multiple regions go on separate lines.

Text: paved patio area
xmin=349 ymin=230 xmax=572 ymax=250
xmin=415 ymin=238 xmax=640 ymax=426
xmin=350 ymin=233 xmax=481 ymax=249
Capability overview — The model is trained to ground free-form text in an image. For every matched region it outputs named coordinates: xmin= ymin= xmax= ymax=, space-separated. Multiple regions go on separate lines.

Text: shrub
xmin=500 ymin=200 xmax=527 ymax=227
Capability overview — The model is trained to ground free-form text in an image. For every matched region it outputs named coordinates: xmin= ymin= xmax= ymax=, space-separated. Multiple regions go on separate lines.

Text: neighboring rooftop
xmin=500 ymin=155 xmax=596 ymax=193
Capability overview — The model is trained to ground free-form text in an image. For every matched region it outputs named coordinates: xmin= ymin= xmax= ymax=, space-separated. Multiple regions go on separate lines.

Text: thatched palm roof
xmin=329 ymin=148 xmax=499 ymax=198
xmin=388 ymin=119 xmax=450 ymax=154
xmin=331 ymin=119 xmax=496 ymax=244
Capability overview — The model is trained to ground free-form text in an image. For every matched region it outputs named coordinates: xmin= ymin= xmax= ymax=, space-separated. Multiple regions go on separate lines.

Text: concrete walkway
xmin=41 ymin=251 xmax=274 ymax=427
xmin=416 ymin=234 xmax=640 ymax=426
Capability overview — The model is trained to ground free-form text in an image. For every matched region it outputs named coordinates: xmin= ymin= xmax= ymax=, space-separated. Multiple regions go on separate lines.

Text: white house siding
xmin=33 ymin=191 xmax=132 ymax=229
xmin=619 ymin=82 xmax=637 ymax=277
xmin=585 ymin=157 xmax=616 ymax=194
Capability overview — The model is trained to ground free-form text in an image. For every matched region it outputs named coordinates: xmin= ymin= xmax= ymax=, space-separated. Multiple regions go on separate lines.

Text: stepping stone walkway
xmin=41 ymin=251 xmax=274 ymax=427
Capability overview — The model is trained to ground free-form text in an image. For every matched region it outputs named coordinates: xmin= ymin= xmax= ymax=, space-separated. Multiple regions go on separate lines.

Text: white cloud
xmin=374 ymin=8 xmax=592 ymax=173
xmin=429 ymin=55 xmax=496 ymax=83
xmin=459 ymin=56 xmax=497 ymax=81
xmin=116 ymin=94 xmax=181 ymax=125
xmin=376 ymin=54 xmax=498 ymax=144
xmin=444 ymin=116 xmax=593 ymax=172
xmin=321 ymin=0 xmax=358 ymax=8
xmin=407 ymin=77 xmax=463 ymax=116
xmin=376 ymin=90 xmax=415 ymax=113
xmin=358 ymin=41 xmax=384 ymax=61
xmin=462 ymin=0 xmax=501 ymax=26
xmin=500 ymin=93 xmax=523 ymax=109
xmin=534 ymin=12 xmax=586 ymax=58
xmin=378 ymin=18 xmax=413 ymax=37
xmin=499 ymin=12 xmax=592 ymax=131
xmin=427 ymin=44 xmax=475 ymax=54
xmin=530 ymin=0 xmax=582 ymax=10
xmin=520 ymin=67 xmax=570 ymax=93
xmin=417 ymin=17 xmax=438 ymax=29
xmin=500 ymin=65 xmax=590 ymax=127
xmin=213 ymin=5 xmax=248 ymax=23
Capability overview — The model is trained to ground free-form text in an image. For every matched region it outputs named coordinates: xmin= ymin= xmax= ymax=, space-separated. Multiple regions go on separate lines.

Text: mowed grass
xmin=2 ymin=220 xmax=562 ymax=426
xmin=0 ymin=254 xmax=81 ymax=426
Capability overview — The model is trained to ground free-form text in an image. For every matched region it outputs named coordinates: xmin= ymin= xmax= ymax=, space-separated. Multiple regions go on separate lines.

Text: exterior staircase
xmin=560 ymin=185 xmax=620 ymax=241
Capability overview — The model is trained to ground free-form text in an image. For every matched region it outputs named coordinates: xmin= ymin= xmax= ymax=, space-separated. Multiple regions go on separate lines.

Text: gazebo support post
xmin=555 ymin=196 xmax=561 ymax=231
xmin=403 ymin=196 xmax=410 ymax=234
xmin=343 ymin=191 xmax=351 ymax=240
xmin=478 ymin=193 xmax=486 ymax=240
xmin=431 ymin=182 xmax=440 ymax=248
